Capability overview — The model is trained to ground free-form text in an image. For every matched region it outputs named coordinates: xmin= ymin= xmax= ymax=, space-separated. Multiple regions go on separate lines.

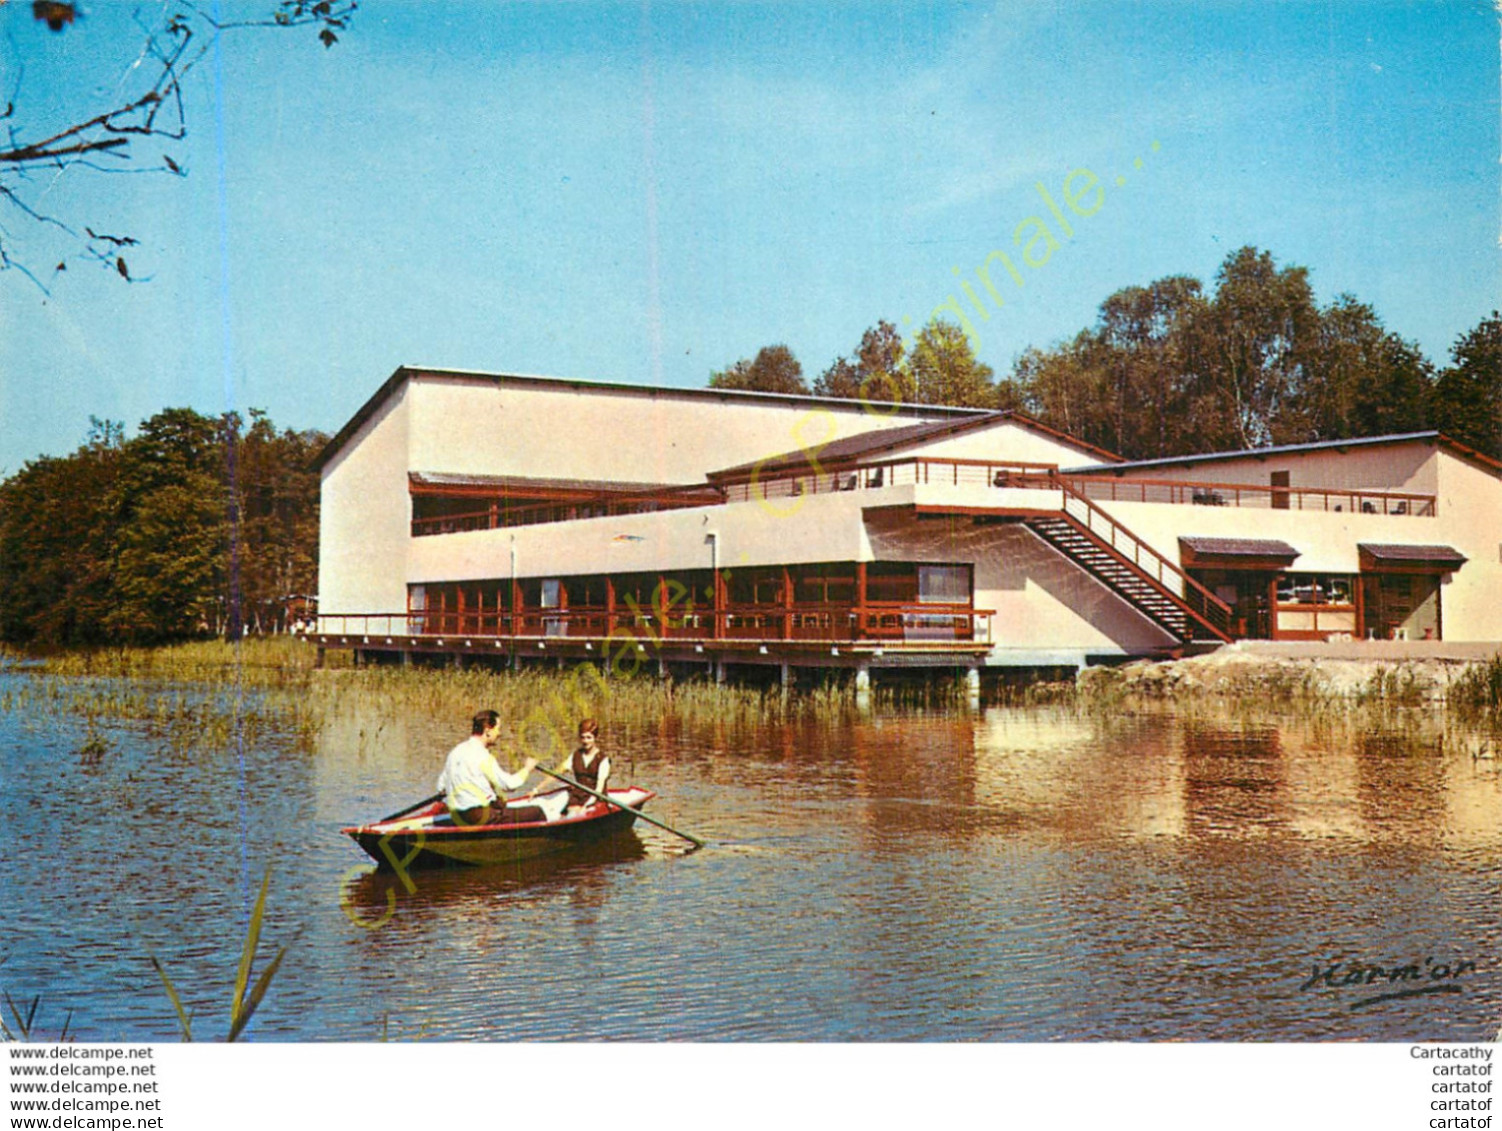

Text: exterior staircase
xmin=1025 ymin=478 xmax=1233 ymax=644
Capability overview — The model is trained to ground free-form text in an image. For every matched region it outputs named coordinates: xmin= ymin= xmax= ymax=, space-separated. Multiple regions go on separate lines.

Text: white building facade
xmin=314 ymin=367 xmax=1502 ymax=675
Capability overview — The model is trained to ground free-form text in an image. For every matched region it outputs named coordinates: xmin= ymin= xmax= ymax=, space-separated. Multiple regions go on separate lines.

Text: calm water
xmin=1 ymin=671 xmax=1498 ymax=1041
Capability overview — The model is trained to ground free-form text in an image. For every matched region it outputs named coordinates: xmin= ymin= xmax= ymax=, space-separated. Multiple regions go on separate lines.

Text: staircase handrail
xmin=1049 ymin=472 xmax=1233 ymax=640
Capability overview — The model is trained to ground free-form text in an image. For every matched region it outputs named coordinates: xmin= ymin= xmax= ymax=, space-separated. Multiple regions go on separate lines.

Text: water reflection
xmin=0 ymin=670 xmax=1498 ymax=1041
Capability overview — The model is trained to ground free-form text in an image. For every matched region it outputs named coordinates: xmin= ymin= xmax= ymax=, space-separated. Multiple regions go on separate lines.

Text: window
xmin=918 ymin=565 xmax=971 ymax=604
xmin=570 ymin=577 xmax=608 ymax=608
xmin=1276 ymin=574 xmax=1354 ymax=607
xmin=865 ymin=562 xmax=918 ymax=603
xmin=793 ymin=563 xmax=856 ymax=605
xmin=727 ymin=568 xmax=782 ymax=605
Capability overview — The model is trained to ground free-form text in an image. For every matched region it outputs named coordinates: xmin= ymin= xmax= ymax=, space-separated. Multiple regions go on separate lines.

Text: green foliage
xmin=907 ymin=318 xmax=994 ymax=407
xmin=1355 ymin=664 xmax=1433 ymax=706
xmin=1451 ymin=655 xmax=1502 ymax=714
xmin=1291 ymin=295 xmax=1432 ymax=442
xmin=1196 ymin=247 xmax=1320 ymax=449
xmin=709 ymin=344 xmax=809 ymax=394
xmin=815 ymin=320 xmax=913 ymax=403
xmin=0 ymin=408 xmax=326 ymax=647
xmin=1431 ymin=312 xmax=1502 ymax=460
xmin=1009 ymin=246 xmax=1446 ymax=460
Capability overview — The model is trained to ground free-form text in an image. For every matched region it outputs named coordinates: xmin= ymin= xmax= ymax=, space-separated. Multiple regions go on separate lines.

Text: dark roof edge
xmin=313 ymin=366 xmax=993 ymax=473
xmin=1062 ymin=431 xmax=1502 ymax=478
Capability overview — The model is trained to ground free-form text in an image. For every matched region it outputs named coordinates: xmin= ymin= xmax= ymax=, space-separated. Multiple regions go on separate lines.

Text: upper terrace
xmin=409 ymin=454 xmax=1439 ymax=537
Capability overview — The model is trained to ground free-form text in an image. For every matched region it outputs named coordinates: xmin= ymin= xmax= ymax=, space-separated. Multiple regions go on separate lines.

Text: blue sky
xmin=1 ymin=0 xmax=1497 ymax=472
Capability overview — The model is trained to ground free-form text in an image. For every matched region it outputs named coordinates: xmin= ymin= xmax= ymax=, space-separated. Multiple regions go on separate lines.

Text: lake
xmin=1 ymin=669 xmax=1498 ymax=1041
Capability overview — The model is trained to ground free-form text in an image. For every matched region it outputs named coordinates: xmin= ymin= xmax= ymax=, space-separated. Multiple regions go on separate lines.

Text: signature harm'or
xmin=1301 ymin=956 xmax=1479 ymax=1010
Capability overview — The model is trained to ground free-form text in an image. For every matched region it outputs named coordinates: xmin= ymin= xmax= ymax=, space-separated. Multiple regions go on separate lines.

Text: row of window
xmin=409 ymin=562 xmax=974 ymax=615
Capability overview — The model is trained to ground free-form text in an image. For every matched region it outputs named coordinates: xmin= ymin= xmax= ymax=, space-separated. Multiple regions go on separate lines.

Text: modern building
xmin=312 ymin=366 xmax=1502 ymax=679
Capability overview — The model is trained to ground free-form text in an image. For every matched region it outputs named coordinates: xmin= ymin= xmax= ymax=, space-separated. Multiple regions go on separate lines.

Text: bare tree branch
xmin=0 ymin=1 xmax=357 ymax=284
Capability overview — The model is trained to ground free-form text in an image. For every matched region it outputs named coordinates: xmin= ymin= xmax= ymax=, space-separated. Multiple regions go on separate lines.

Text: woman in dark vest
xmin=565 ymin=719 xmax=612 ymax=816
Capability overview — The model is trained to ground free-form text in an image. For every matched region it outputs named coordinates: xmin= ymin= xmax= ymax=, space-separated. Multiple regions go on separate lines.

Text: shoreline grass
xmin=5 ymin=640 xmax=1498 ymax=747
xmin=0 ymin=638 xmax=986 ymax=758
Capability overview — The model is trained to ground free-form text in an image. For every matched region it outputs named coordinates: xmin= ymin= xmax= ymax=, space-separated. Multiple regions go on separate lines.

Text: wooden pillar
xmin=605 ymin=575 xmax=616 ymax=637
xmin=712 ymin=569 xmax=724 ymax=640
xmin=512 ymin=577 xmax=523 ymax=639
xmin=854 ymin=561 xmax=867 ymax=642
xmin=782 ymin=565 xmax=794 ymax=640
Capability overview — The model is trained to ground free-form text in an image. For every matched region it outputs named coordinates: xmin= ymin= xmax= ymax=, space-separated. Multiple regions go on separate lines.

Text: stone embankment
xmin=1080 ymin=640 xmax=1502 ymax=703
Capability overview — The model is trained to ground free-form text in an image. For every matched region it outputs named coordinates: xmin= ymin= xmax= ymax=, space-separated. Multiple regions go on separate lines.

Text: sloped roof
xmin=708 ymin=410 xmax=1121 ymax=482
xmin=1358 ymin=543 xmax=1468 ymax=568
xmin=1179 ymin=537 xmax=1300 ymax=560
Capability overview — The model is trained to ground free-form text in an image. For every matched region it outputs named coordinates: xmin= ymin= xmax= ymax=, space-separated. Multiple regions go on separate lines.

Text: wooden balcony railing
xmin=411 ymin=493 xmax=711 ymax=537
xmin=315 ymin=603 xmax=994 ymax=648
xmin=717 ymin=458 xmax=1059 ymax=503
xmin=1061 ymin=474 xmax=1436 ymax=516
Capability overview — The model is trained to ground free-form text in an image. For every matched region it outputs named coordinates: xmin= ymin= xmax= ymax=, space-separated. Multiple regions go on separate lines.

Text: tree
xmin=1094 ymin=277 xmax=1205 ymax=457
xmin=0 ymin=406 xmax=326 ymax=646
xmin=0 ymin=436 xmax=123 ymax=645
xmin=1004 ymin=248 xmax=1413 ymax=460
xmin=0 ymin=1 xmax=356 ymax=288
xmin=1189 ymin=246 xmax=1321 ymax=450
xmin=814 ymin=320 xmax=913 ymax=403
xmin=907 ymin=319 xmax=994 ymax=407
xmin=1431 ymin=313 xmax=1502 ymax=459
xmin=1292 ymin=296 xmax=1432 ymax=443
xmin=708 ymin=344 xmax=809 ymax=394
xmin=232 ymin=411 xmax=325 ymax=634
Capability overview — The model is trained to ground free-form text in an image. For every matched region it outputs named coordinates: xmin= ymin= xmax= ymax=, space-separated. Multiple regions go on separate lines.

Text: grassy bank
xmin=1076 ymin=650 xmax=1502 ymax=728
xmin=0 ymin=638 xmax=986 ymax=758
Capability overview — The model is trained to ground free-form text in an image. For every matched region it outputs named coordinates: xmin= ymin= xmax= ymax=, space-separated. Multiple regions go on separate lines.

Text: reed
xmin=151 ymin=865 xmax=288 ymax=1042
xmin=38 ymin=636 xmax=319 ymax=686
xmin=1450 ymin=655 xmax=1502 ymax=716
xmin=0 ymin=957 xmax=73 ymax=1042
xmin=3 ymin=642 xmax=1005 ymax=762
xmin=1352 ymin=663 xmax=1434 ymax=707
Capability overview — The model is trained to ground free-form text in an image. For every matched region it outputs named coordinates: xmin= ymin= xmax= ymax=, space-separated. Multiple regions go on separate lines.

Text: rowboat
xmin=342 ymin=786 xmax=656 ymax=871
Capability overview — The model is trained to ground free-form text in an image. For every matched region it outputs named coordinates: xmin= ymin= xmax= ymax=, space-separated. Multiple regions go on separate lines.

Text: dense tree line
xmin=713 ymin=319 xmax=994 ymax=410
xmin=0 ymin=408 xmax=325 ymax=647
xmin=712 ymin=246 xmax=1501 ymax=461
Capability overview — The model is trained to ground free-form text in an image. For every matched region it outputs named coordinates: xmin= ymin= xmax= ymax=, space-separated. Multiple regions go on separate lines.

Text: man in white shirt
xmin=436 ymin=710 xmax=542 ymax=826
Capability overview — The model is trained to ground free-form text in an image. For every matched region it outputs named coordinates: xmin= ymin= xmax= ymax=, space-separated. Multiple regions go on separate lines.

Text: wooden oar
xmin=534 ymin=765 xmax=705 ymax=849
xmin=376 ymin=792 xmax=442 ymax=824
